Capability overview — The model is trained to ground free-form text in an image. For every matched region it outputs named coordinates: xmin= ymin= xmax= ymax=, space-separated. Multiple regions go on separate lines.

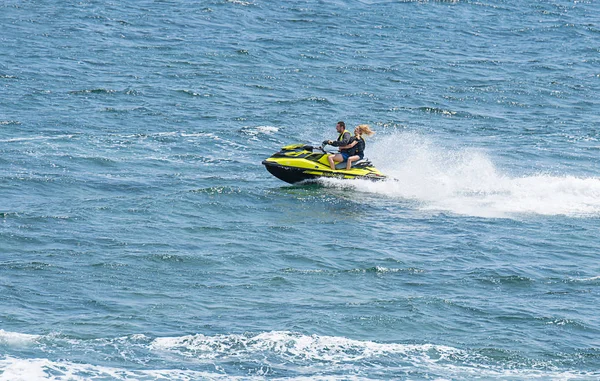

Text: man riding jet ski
xmin=323 ymin=121 xmax=353 ymax=170
xmin=262 ymin=122 xmax=386 ymax=184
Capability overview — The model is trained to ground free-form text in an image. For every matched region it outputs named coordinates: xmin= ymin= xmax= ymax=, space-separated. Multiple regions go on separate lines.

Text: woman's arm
xmin=339 ymin=140 xmax=358 ymax=150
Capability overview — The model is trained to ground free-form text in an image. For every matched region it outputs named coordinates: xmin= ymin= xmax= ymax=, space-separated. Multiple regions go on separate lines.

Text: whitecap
xmin=0 ymin=356 xmax=238 ymax=381
xmin=241 ymin=125 xmax=280 ymax=136
xmin=0 ymin=135 xmax=74 ymax=143
xmin=255 ymin=126 xmax=279 ymax=134
xmin=151 ymin=330 xmax=461 ymax=362
xmin=0 ymin=330 xmax=40 ymax=346
xmin=0 ymin=332 xmax=597 ymax=380
xmin=149 ymin=331 xmax=599 ymax=380
xmin=570 ymin=275 xmax=600 ymax=282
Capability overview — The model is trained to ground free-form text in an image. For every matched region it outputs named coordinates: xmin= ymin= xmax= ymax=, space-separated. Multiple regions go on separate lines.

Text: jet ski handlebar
xmin=300 ymin=145 xmax=328 ymax=153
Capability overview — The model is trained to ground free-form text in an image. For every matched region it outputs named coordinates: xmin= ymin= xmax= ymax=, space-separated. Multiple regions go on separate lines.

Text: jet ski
xmin=262 ymin=143 xmax=386 ymax=184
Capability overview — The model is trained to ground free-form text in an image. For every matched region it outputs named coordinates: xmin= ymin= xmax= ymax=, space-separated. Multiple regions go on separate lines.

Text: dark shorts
xmin=341 ymin=152 xmax=363 ymax=161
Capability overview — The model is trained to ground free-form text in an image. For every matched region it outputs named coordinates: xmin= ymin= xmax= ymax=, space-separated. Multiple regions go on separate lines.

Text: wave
xmin=570 ymin=275 xmax=600 ymax=283
xmin=282 ymin=266 xmax=425 ymax=275
xmin=151 ymin=331 xmax=461 ymax=362
xmin=0 ymin=331 xmax=597 ymax=380
xmin=100 ymin=106 xmax=152 ymax=113
xmin=0 ymin=330 xmax=40 ymax=346
xmin=175 ymin=89 xmax=212 ymax=97
xmin=1 ymin=355 xmax=594 ymax=380
xmin=68 ymin=88 xmax=117 ymax=95
xmin=67 ymin=88 xmax=143 ymax=96
xmin=225 ymin=0 xmax=254 ymax=6
xmin=240 ymin=125 xmax=281 ymax=141
xmin=0 ymin=357 xmax=232 ymax=381
xmin=277 ymin=96 xmax=333 ymax=104
xmin=189 ymin=186 xmax=242 ymax=195
xmin=241 ymin=125 xmax=280 ymax=135
xmin=0 ymin=134 xmax=75 ymax=143
xmin=389 ymin=106 xmax=486 ymax=119
xmin=324 ymin=132 xmax=600 ymax=218
xmin=415 ymin=106 xmax=458 ymax=116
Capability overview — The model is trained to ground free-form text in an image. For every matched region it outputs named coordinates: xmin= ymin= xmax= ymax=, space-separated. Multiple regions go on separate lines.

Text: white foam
xmin=150 ymin=331 xmax=598 ymax=380
xmin=226 ymin=0 xmax=253 ymax=5
xmin=0 ymin=356 xmax=235 ymax=381
xmin=1 ymin=331 xmax=598 ymax=380
xmin=151 ymin=330 xmax=461 ymax=362
xmin=0 ymin=358 xmax=54 ymax=381
xmin=0 ymin=330 xmax=40 ymax=346
xmin=0 ymin=135 xmax=74 ymax=143
xmin=571 ymin=275 xmax=600 ymax=282
xmin=241 ymin=125 xmax=280 ymax=140
xmin=255 ymin=126 xmax=279 ymax=134
xmin=0 ymin=354 xmax=594 ymax=381
xmin=0 ymin=355 xmax=366 ymax=381
xmin=180 ymin=132 xmax=215 ymax=138
xmin=333 ymin=132 xmax=600 ymax=218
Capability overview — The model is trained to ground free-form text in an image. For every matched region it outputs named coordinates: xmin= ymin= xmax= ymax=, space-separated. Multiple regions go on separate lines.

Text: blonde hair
xmin=356 ymin=124 xmax=375 ymax=136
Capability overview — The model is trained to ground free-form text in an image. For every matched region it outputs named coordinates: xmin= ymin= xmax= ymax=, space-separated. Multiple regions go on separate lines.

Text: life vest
xmin=350 ymin=135 xmax=365 ymax=155
xmin=356 ymin=136 xmax=365 ymax=154
xmin=337 ymin=130 xmax=348 ymax=141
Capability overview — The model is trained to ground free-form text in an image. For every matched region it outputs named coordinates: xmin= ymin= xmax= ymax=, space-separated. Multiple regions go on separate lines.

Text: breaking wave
xmin=0 ymin=330 xmax=40 ymax=346
xmin=0 ymin=330 xmax=597 ymax=380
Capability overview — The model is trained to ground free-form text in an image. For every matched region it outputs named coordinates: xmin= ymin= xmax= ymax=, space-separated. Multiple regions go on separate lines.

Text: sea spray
xmin=323 ymin=132 xmax=600 ymax=217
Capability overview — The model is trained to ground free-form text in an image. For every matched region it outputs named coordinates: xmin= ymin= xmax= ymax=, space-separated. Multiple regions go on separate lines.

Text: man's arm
xmin=330 ymin=132 xmax=352 ymax=147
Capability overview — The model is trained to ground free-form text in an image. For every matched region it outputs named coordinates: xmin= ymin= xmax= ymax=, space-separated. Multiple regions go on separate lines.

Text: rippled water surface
xmin=1 ymin=0 xmax=600 ymax=379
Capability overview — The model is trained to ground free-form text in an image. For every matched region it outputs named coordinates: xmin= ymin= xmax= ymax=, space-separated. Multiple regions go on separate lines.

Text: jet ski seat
xmin=334 ymin=158 xmax=370 ymax=170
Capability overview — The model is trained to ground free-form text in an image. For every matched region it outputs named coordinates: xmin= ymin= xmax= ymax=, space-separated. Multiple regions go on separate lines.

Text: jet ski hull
xmin=262 ymin=144 xmax=386 ymax=184
xmin=263 ymin=161 xmax=322 ymax=184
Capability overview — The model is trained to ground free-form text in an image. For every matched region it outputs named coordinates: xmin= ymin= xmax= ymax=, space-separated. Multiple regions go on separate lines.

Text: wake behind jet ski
xmin=262 ymin=143 xmax=386 ymax=184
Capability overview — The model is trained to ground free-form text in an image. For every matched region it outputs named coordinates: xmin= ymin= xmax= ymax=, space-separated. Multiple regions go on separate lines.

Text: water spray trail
xmin=331 ymin=132 xmax=600 ymax=218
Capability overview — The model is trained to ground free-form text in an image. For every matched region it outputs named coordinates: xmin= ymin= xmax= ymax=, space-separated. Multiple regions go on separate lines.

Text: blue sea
xmin=1 ymin=0 xmax=600 ymax=379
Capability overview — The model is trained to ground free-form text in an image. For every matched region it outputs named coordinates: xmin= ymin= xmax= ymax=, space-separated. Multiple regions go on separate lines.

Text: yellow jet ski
xmin=262 ymin=143 xmax=386 ymax=184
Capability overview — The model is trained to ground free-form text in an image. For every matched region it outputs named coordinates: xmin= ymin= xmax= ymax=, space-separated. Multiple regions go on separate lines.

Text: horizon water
xmin=1 ymin=0 xmax=600 ymax=380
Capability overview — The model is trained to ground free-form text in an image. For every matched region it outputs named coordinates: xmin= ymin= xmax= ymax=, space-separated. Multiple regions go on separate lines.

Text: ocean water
xmin=1 ymin=0 xmax=600 ymax=379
